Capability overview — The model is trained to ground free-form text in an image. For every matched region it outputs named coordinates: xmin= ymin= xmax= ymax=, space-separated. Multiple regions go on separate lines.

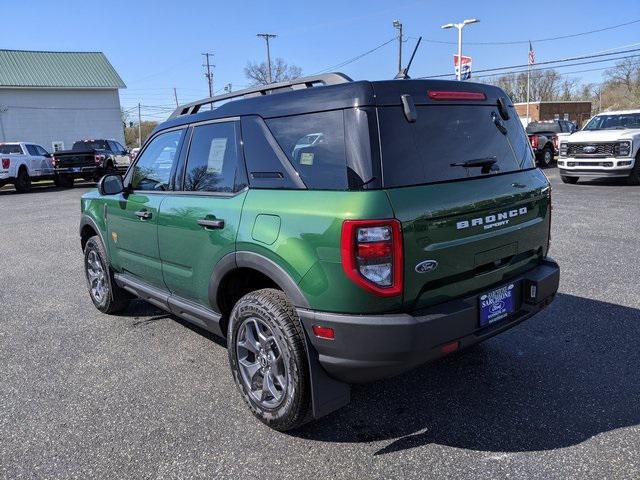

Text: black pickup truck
xmin=52 ymin=139 xmax=130 ymax=187
xmin=526 ymin=120 xmax=577 ymax=167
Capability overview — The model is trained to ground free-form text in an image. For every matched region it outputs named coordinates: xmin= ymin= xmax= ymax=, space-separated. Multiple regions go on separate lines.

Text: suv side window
xmin=128 ymin=129 xmax=184 ymax=191
xmin=182 ymin=121 xmax=246 ymax=193
xmin=266 ymin=110 xmax=348 ymax=190
xmin=107 ymin=141 xmax=118 ymax=153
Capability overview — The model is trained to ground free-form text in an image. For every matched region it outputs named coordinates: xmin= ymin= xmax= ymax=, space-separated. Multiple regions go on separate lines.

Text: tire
xmin=626 ymin=158 xmax=640 ymax=185
xmin=14 ymin=167 xmax=31 ymax=193
xmin=227 ymin=289 xmax=311 ymax=431
xmin=561 ymin=175 xmax=579 ymax=184
xmin=538 ymin=146 xmax=554 ymax=168
xmin=83 ymin=235 xmax=130 ymax=314
xmin=55 ymin=175 xmax=74 ymax=188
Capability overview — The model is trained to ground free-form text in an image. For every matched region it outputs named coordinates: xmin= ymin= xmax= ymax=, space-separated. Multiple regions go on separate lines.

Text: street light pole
xmin=393 ymin=20 xmax=403 ymax=75
xmin=441 ymin=18 xmax=480 ymax=81
xmin=257 ymin=33 xmax=277 ymax=83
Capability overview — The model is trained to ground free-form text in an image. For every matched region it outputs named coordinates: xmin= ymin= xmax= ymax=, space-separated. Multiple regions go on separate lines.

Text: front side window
xmin=35 ymin=145 xmax=49 ymax=156
xmin=25 ymin=145 xmax=38 ymax=156
xmin=183 ymin=121 xmax=245 ymax=193
xmin=129 ymin=129 xmax=184 ymax=191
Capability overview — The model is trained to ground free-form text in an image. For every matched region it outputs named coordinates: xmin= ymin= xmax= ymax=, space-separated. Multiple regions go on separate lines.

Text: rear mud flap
xmin=302 ymin=330 xmax=351 ymax=419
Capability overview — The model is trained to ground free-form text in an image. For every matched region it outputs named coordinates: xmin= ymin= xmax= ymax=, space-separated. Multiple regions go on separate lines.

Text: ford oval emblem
xmin=583 ymin=145 xmax=597 ymax=153
xmin=415 ymin=260 xmax=438 ymax=273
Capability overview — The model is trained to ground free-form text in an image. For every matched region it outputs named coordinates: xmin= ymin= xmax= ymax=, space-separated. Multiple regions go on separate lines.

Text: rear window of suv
xmin=378 ymin=105 xmax=535 ymax=188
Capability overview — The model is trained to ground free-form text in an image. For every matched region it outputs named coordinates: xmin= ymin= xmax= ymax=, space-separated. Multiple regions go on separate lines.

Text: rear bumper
xmin=298 ymin=259 xmax=559 ymax=384
xmin=55 ymin=165 xmax=127 ymax=177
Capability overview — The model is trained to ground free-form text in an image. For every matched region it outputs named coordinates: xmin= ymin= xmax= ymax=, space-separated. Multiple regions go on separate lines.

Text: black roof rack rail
xmin=169 ymin=72 xmax=353 ymax=119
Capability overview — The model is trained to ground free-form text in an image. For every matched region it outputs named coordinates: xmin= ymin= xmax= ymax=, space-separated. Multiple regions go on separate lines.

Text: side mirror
xmin=98 ymin=174 xmax=125 ymax=196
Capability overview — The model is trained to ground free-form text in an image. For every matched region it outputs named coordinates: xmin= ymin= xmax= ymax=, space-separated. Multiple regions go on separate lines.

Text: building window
xmin=553 ymin=114 xmax=560 ymax=121
xmin=563 ymin=113 xmax=570 ymax=121
xmin=52 ymin=141 xmax=64 ymax=152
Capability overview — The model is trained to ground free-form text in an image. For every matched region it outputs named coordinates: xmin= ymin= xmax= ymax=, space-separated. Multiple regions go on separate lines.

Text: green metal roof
xmin=0 ymin=50 xmax=126 ymax=89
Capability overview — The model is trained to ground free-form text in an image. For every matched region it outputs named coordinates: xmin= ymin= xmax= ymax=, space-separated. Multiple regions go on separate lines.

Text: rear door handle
xmin=135 ymin=210 xmax=152 ymax=220
xmin=197 ymin=218 xmax=225 ymax=229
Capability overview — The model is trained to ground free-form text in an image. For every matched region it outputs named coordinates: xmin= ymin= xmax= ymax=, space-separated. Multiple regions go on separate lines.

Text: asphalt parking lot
xmin=1 ymin=170 xmax=639 ymax=479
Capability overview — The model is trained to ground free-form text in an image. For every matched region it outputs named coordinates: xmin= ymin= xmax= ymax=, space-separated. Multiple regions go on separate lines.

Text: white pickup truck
xmin=0 ymin=142 xmax=56 ymax=192
xmin=557 ymin=109 xmax=640 ymax=185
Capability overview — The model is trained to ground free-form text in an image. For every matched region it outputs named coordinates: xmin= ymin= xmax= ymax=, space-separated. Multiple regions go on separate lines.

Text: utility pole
xmin=256 ymin=33 xmax=277 ymax=83
xmin=392 ymin=20 xmax=403 ymax=75
xmin=202 ymin=52 xmax=214 ymax=110
xmin=173 ymin=87 xmax=179 ymax=107
xmin=137 ymin=103 xmax=142 ymax=148
xmin=441 ymin=18 xmax=480 ymax=81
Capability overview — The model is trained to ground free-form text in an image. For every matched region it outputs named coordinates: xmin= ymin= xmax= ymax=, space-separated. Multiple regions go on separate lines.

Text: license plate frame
xmin=479 ymin=283 xmax=516 ymax=327
xmin=71 ymin=167 xmax=81 ymax=173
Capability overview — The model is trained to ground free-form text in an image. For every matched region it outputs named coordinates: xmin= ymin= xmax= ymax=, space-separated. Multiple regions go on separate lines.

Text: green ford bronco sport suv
xmin=80 ymin=73 xmax=559 ymax=431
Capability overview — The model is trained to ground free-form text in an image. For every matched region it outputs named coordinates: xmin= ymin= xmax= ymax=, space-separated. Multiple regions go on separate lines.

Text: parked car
xmin=52 ymin=139 xmax=130 ymax=187
xmin=0 ymin=142 xmax=54 ymax=192
xmin=525 ymin=120 xmax=577 ymax=167
xmin=79 ymin=74 xmax=559 ymax=431
xmin=557 ymin=109 xmax=640 ymax=184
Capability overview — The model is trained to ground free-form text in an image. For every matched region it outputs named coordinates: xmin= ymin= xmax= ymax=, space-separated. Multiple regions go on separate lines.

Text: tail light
xmin=552 ymin=135 xmax=558 ymax=150
xmin=529 ymin=135 xmax=539 ymax=149
xmin=428 ymin=90 xmax=486 ymax=101
xmin=94 ymin=154 xmax=105 ymax=164
xmin=51 ymin=156 xmax=57 ymax=167
xmin=1 ymin=158 xmax=9 ymax=169
xmin=341 ymin=219 xmax=403 ymax=297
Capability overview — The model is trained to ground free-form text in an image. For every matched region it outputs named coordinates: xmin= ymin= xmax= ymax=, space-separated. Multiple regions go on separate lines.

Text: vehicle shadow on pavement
xmin=296 ymin=293 xmax=640 ymax=454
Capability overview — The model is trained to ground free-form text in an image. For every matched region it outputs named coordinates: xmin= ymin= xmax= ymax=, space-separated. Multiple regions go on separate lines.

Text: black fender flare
xmin=79 ymin=215 xmax=106 ymax=251
xmin=208 ymin=251 xmax=310 ymax=313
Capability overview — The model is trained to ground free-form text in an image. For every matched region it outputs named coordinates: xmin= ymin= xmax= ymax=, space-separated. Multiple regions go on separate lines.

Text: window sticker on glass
xmin=207 ymin=138 xmax=227 ymax=174
xmin=300 ymin=152 xmax=314 ymax=165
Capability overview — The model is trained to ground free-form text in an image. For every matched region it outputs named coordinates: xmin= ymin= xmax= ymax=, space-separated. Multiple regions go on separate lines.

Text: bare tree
xmin=244 ymin=58 xmax=302 ymax=86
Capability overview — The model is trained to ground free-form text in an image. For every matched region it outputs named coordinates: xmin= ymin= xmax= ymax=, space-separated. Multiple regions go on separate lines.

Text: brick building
xmin=514 ymin=101 xmax=593 ymax=127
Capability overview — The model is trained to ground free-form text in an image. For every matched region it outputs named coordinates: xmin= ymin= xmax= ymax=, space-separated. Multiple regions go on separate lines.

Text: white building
xmin=0 ymin=49 xmax=126 ymax=152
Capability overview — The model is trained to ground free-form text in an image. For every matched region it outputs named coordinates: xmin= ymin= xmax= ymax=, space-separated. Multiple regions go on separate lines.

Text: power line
xmin=419 ymin=47 xmax=640 ymax=79
xmin=417 ymin=18 xmax=640 ymax=46
xmin=472 ymin=54 xmax=640 ymax=79
xmin=312 ymin=37 xmax=397 ymax=74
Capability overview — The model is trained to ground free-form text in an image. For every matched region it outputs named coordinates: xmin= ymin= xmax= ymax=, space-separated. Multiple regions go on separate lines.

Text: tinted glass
xmin=183 ymin=122 xmax=245 ymax=193
xmin=25 ymin=145 xmax=38 ymax=155
xmin=526 ymin=122 xmax=562 ymax=134
xmin=0 ymin=144 xmax=23 ymax=154
xmin=266 ymin=110 xmax=348 ymax=190
xmin=73 ymin=140 xmax=109 ymax=151
xmin=241 ymin=116 xmax=302 ymax=189
xmin=129 ymin=129 xmax=183 ymax=191
xmin=379 ymin=105 xmax=535 ymax=188
xmin=35 ymin=145 xmax=49 ymax=156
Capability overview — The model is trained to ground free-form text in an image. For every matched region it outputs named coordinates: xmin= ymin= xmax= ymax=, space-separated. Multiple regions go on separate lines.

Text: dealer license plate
xmin=479 ymin=283 xmax=515 ymax=327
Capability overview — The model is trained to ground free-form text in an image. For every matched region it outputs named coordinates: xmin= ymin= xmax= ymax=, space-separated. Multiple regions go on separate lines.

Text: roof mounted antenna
xmin=395 ymin=36 xmax=422 ymax=80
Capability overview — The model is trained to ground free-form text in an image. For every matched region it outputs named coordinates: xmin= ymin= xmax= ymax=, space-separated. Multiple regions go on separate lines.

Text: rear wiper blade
xmin=450 ymin=157 xmax=497 ymax=168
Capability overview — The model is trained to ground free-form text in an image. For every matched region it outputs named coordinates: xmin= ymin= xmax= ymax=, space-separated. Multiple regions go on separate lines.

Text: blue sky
xmin=2 ymin=0 xmax=639 ymax=121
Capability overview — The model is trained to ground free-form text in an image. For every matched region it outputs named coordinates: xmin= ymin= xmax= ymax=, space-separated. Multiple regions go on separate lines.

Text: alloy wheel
xmin=236 ymin=317 xmax=288 ymax=409
xmin=86 ymin=249 xmax=108 ymax=304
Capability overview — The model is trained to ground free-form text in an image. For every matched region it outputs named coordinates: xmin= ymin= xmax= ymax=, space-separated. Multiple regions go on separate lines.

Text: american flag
xmin=529 ymin=41 xmax=535 ymax=65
